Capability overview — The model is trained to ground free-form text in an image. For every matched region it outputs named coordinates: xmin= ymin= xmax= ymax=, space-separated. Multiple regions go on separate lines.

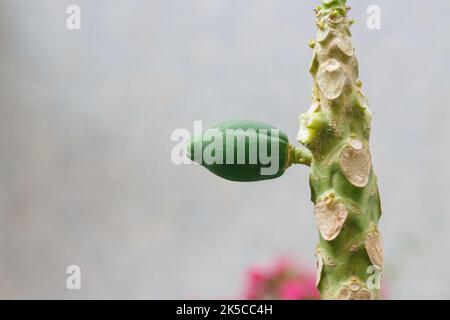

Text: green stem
xmin=288 ymin=144 xmax=313 ymax=167
xmin=298 ymin=0 xmax=383 ymax=300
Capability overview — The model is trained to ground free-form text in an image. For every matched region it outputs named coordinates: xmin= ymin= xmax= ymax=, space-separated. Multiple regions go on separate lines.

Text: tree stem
xmin=298 ymin=0 xmax=383 ymax=300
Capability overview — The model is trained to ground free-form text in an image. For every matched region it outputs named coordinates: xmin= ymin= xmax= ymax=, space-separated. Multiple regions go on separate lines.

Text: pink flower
xmin=244 ymin=267 xmax=267 ymax=300
xmin=280 ymin=280 xmax=306 ymax=300
xmin=241 ymin=257 xmax=320 ymax=300
xmin=279 ymin=273 xmax=320 ymax=300
xmin=297 ymin=274 xmax=320 ymax=300
xmin=267 ymin=257 xmax=292 ymax=279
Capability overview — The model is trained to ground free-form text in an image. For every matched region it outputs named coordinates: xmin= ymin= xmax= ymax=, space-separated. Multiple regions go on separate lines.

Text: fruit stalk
xmin=298 ymin=0 xmax=383 ymax=299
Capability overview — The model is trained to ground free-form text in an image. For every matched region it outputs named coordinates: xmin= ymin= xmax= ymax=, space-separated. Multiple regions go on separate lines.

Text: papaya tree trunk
xmin=297 ymin=0 xmax=383 ymax=299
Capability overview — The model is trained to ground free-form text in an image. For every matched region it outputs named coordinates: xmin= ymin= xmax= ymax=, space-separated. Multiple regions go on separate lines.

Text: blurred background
xmin=0 ymin=0 xmax=449 ymax=299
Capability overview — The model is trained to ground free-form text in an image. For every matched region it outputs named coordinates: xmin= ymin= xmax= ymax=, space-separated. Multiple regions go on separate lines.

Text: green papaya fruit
xmin=186 ymin=120 xmax=290 ymax=182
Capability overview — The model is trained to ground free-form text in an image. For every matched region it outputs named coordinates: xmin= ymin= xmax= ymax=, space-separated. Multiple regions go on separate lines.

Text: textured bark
xmin=297 ymin=0 xmax=383 ymax=300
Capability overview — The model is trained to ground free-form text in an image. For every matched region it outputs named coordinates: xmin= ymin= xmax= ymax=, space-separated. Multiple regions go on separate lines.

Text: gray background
xmin=0 ymin=0 xmax=449 ymax=299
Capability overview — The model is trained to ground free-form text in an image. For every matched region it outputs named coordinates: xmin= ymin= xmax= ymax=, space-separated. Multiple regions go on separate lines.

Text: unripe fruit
xmin=186 ymin=120 xmax=290 ymax=182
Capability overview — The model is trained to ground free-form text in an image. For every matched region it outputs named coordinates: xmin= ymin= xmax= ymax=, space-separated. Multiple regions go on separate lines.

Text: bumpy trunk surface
xmin=297 ymin=0 xmax=383 ymax=299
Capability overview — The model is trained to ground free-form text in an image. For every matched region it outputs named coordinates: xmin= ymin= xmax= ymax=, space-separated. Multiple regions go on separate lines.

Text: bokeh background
xmin=0 ymin=0 xmax=449 ymax=299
